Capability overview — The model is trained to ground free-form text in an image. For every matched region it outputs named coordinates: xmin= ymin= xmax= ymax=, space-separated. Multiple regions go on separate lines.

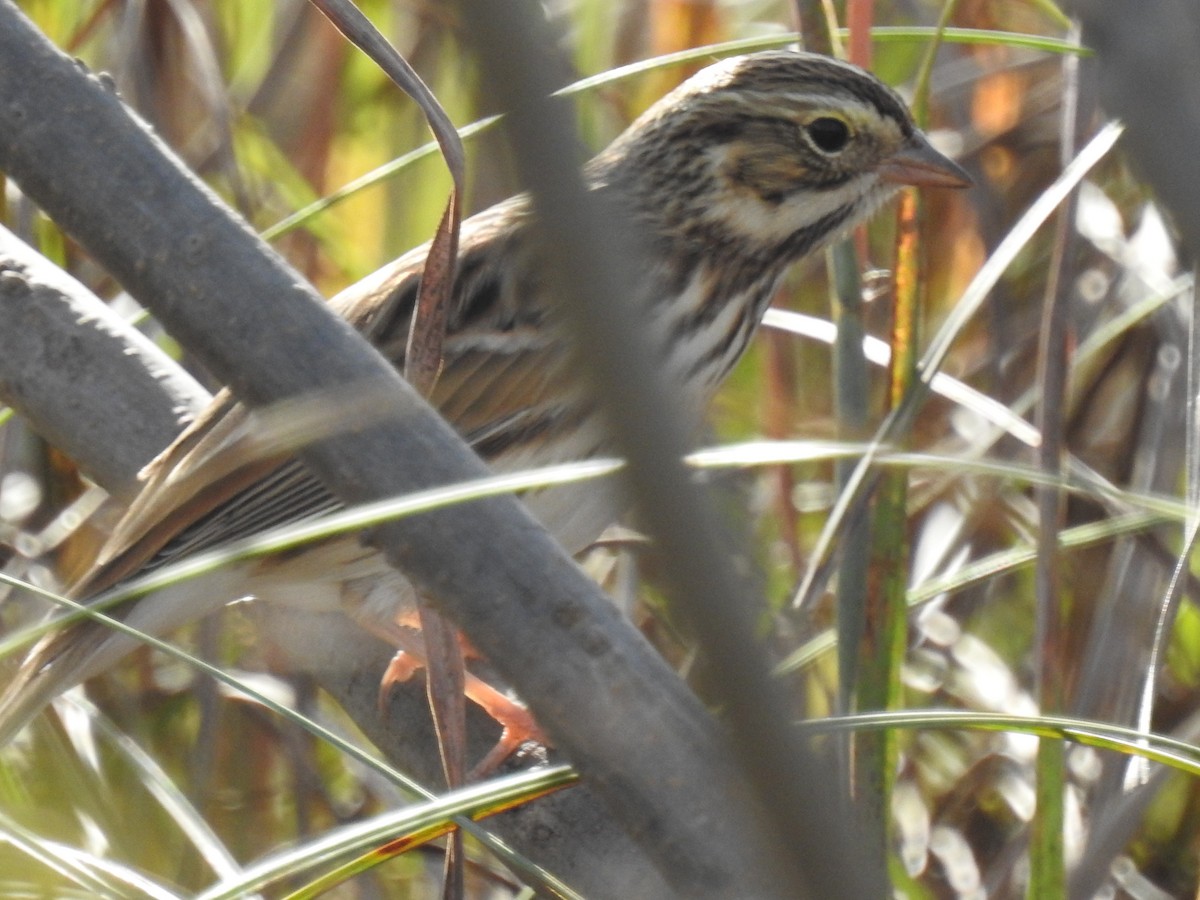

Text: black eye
xmin=805 ymin=117 xmax=851 ymax=154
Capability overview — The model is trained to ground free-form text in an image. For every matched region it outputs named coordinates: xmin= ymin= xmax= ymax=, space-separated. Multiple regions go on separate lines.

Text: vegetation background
xmin=1 ymin=0 xmax=1195 ymax=897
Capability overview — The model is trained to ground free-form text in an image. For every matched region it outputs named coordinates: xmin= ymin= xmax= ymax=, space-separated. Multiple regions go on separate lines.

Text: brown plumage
xmin=0 ymin=50 xmax=968 ymax=746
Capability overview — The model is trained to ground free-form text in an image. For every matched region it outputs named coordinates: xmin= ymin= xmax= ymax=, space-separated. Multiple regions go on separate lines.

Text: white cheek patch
xmin=709 ymin=171 xmax=881 ymax=243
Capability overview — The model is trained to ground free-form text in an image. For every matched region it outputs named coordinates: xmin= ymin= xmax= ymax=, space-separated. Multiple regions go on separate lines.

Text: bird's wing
xmin=73 ymin=390 xmax=284 ymax=596
xmin=73 ymin=194 xmax=577 ymax=596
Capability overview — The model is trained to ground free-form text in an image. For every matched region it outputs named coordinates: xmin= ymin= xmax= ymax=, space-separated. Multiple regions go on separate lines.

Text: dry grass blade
xmin=306 ymin=0 xmax=463 ymax=394
xmin=305 ymin=0 xmax=464 ymax=183
xmin=790 ymin=121 xmax=1124 ymax=613
xmin=407 ymin=197 xmax=460 ymax=394
xmin=301 ymin=11 xmax=469 ymax=891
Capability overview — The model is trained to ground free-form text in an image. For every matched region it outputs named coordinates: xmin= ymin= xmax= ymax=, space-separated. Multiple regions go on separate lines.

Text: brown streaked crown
xmin=581 ymin=51 xmax=961 ymax=387
xmin=592 ymin=52 xmax=923 ymax=249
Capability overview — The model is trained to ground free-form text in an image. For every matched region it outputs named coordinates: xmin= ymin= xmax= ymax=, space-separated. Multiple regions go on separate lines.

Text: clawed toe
xmin=377 ymin=646 xmax=550 ymax=775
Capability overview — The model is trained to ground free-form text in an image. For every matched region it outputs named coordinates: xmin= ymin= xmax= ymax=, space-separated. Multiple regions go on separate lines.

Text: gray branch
xmin=1058 ymin=1 xmax=1200 ymax=896
xmin=0 ymin=226 xmax=671 ymax=896
xmin=0 ymin=1 xmax=799 ymax=895
xmin=1065 ymin=0 xmax=1200 ymax=262
xmin=0 ymin=225 xmax=209 ymax=495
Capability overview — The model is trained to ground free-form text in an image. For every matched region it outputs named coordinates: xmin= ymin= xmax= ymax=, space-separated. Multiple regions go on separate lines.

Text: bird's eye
xmin=805 ymin=117 xmax=851 ymax=154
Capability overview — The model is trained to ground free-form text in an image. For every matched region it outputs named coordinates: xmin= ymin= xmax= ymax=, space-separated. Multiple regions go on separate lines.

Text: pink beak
xmin=879 ymin=131 xmax=972 ymax=189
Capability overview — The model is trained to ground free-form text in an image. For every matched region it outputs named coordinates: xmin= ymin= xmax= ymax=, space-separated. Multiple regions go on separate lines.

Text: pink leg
xmin=378 ymin=625 xmax=549 ymax=776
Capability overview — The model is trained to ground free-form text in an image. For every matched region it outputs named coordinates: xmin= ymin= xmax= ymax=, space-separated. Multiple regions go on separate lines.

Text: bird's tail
xmin=0 ymin=574 xmax=240 ymax=745
xmin=0 ymin=619 xmax=122 ymax=745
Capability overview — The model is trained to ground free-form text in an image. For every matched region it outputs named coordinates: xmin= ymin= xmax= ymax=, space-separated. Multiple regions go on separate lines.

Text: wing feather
xmin=78 ymin=192 xmax=587 ymax=592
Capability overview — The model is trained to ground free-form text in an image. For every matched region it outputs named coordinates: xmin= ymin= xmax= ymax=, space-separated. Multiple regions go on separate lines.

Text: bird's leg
xmin=377 ymin=616 xmax=548 ymax=778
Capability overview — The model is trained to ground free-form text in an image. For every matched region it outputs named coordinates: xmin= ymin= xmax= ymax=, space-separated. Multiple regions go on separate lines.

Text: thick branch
xmin=1065 ymin=0 xmax=1200 ymax=260
xmin=0 ymin=225 xmax=209 ymax=495
xmin=0 ymin=2 xmax=776 ymax=894
xmin=1057 ymin=2 xmax=1200 ymax=896
xmin=0 ymin=231 xmax=672 ymax=897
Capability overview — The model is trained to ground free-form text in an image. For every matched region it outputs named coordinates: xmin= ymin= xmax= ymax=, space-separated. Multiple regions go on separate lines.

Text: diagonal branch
xmin=0 ymin=224 xmax=210 ymax=495
xmin=0 ymin=1 xmax=784 ymax=894
xmin=0 ymin=225 xmax=672 ymax=898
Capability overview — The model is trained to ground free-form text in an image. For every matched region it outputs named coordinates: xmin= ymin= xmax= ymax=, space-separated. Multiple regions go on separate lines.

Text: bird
xmin=0 ymin=50 xmax=969 ymax=757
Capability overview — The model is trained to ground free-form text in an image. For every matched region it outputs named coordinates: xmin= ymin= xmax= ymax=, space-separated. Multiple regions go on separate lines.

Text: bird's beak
xmin=879 ymin=131 xmax=972 ymax=189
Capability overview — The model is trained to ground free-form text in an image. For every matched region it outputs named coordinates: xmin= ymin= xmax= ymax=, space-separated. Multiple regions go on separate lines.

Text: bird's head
xmin=592 ymin=50 xmax=969 ymax=260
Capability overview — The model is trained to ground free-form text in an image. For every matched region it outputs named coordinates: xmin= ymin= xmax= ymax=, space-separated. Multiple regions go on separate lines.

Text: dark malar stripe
xmin=679 ymin=200 xmax=864 ymax=383
xmin=775 ymin=200 xmax=860 ymax=263
xmin=674 ymin=200 xmax=861 ymax=337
